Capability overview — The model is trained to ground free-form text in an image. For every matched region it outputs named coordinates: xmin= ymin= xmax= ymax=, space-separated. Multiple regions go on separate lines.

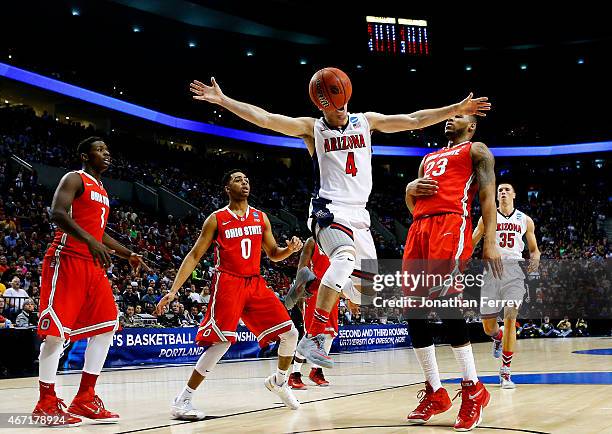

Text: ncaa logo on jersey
xmin=350 ymin=116 xmax=360 ymax=128
xmin=516 ymin=212 xmax=523 ymax=219
xmin=252 ymin=211 xmax=261 ymax=222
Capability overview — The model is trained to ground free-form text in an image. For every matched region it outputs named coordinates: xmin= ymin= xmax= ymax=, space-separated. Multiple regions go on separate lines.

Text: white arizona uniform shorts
xmin=480 ymin=260 xmax=526 ymax=316
xmin=307 ymin=202 xmax=378 ymax=282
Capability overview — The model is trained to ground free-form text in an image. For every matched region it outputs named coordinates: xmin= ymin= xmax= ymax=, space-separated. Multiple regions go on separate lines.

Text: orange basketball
xmin=308 ymin=67 xmax=352 ymax=111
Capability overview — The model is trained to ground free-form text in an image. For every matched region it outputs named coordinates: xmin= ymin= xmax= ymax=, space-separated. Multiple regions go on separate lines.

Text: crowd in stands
xmin=0 ymin=104 xmax=610 ymax=336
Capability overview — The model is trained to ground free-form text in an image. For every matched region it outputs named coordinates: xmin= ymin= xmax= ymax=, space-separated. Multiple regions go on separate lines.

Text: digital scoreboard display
xmin=367 ymin=16 xmax=430 ymax=56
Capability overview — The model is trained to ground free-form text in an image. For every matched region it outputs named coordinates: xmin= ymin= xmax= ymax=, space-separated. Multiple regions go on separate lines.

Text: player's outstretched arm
xmin=190 ymin=78 xmax=315 ymax=139
xmin=297 ymin=237 xmax=315 ymax=272
xmin=155 ymin=214 xmax=217 ymax=315
xmin=261 ymin=214 xmax=303 ymax=262
xmin=525 ymin=216 xmax=541 ymax=272
xmin=471 ymin=142 xmax=503 ymax=278
xmin=51 ymin=172 xmax=113 ymax=268
xmin=102 ymin=233 xmax=149 ymax=273
xmin=472 ymin=217 xmax=485 ymax=247
xmin=365 ymin=92 xmax=491 ymax=134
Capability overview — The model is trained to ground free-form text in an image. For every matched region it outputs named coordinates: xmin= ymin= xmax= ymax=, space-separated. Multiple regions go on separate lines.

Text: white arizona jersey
xmin=312 ymin=113 xmax=372 ymax=207
xmin=496 ymin=208 xmax=528 ymax=259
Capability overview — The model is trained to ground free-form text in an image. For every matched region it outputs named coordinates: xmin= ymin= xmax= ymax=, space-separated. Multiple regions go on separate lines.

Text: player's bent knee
xmin=482 ymin=317 xmax=499 ymax=336
xmin=195 ymin=341 xmax=231 ymax=376
xmin=321 ymin=247 xmax=356 ymax=293
xmin=278 ymin=326 xmax=299 ymax=357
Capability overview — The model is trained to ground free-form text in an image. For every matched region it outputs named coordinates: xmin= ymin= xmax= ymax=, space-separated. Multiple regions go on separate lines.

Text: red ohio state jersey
xmin=48 ymin=171 xmax=110 ymax=261
xmin=310 ymin=243 xmax=330 ymax=280
xmin=413 ymin=141 xmax=478 ymax=220
xmin=213 ymin=206 xmax=266 ymax=277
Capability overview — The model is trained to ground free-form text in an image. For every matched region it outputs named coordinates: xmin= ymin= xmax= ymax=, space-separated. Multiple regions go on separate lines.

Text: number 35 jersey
xmin=213 ymin=206 xmax=266 ymax=277
xmin=413 ymin=141 xmax=478 ymax=220
xmin=313 ymin=113 xmax=372 ymax=207
xmin=495 ymin=208 xmax=528 ymax=260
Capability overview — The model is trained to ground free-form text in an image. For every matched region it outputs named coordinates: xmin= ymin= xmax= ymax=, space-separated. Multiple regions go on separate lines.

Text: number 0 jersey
xmin=213 ymin=206 xmax=266 ymax=277
xmin=47 ymin=170 xmax=110 ymax=261
xmin=413 ymin=141 xmax=478 ymax=220
xmin=495 ymin=208 xmax=528 ymax=260
xmin=312 ymin=113 xmax=373 ymax=207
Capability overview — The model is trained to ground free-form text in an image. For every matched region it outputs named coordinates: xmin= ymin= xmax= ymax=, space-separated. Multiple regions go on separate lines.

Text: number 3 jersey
xmin=413 ymin=141 xmax=478 ymax=220
xmin=495 ymin=209 xmax=528 ymax=260
xmin=47 ymin=170 xmax=110 ymax=261
xmin=213 ymin=206 xmax=266 ymax=277
xmin=313 ymin=113 xmax=372 ymax=207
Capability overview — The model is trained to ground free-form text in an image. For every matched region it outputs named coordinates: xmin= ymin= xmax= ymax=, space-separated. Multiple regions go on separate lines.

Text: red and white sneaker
xmin=406 ymin=381 xmax=452 ymax=424
xmin=288 ymin=372 xmax=307 ymax=390
xmin=68 ymin=394 xmax=120 ymax=423
xmin=309 ymin=368 xmax=330 ymax=386
xmin=453 ymin=380 xmax=490 ymax=431
xmin=33 ymin=396 xmax=82 ymax=427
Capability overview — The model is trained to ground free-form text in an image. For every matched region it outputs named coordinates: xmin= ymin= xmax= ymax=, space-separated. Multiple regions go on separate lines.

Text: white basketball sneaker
xmin=264 ymin=375 xmax=300 ymax=410
xmin=171 ymin=396 xmax=206 ymax=420
xmin=499 ymin=366 xmax=516 ymax=389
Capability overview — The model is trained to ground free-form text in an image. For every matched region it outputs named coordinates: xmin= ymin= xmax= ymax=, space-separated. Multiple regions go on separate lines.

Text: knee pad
xmin=316 ymin=223 xmax=355 ymax=259
xmin=277 ymin=326 xmax=299 ymax=357
xmin=321 ymin=248 xmax=356 ymax=293
xmin=195 ymin=341 xmax=231 ymax=376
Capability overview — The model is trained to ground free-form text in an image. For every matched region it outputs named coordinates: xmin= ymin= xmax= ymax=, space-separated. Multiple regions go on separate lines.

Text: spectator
xmin=4 ymin=230 xmax=18 ymax=249
xmin=575 ymin=318 xmax=589 ymax=337
xmin=519 ymin=319 xmax=541 ymax=338
xmin=15 ymin=298 xmax=38 ymax=327
xmin=119 ymin=305 xmax=141 ymax=328
xmin=540 ymin=316 xmax=560 ymax=337
xmin=135 ymin=305 xmax=143 ymax=315
xmin=557 ymin=316 xmax=573 ymax=337
xmin=0 ymin=255 xmax=9 ymax=278
xmin=186 ymin=305 xmax=203 ymax=324
xmin=191 ymin=264 xmax=205 ymax=286
xmin=0 ymin=297 xmax=8 ymax=317
xmin=0 ymin=314 xmax=13 ymax=328
xmin=158 ymin=301 xmax=182 ymax=327
xmin=141 ymin=287 xmax=157 ymax=306
xmin=122 ymin=283 xmax=140 ymax=307
xmin=3 ymin=276 xmax=29 ymax=311
xmin=201 ymin=286 xmax=211 ymax=304
xmin=188 ymin=284 xmax=204 ymax=305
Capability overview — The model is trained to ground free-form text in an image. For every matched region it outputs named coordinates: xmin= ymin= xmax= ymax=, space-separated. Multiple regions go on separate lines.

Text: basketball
xmin=308 ymin=67 xmax=352 ymax=111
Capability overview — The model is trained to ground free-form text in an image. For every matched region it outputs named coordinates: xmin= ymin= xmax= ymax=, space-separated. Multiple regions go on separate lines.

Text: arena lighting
xmin=1 ymin=61 xmax=611 ymax=157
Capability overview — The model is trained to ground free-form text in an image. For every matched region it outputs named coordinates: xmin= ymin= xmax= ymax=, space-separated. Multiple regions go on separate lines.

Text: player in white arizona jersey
xmin=190 ymin=72 xmax=491 ymax=368
xmin=473 ymin=183 xmax=540 ymax=388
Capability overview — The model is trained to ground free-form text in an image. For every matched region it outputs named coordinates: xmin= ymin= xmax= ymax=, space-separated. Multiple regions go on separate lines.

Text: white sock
xmin=83 ymin=331 xmax=114 ymax=375
xmin=452 ymin=345 xmax=479 ymax=383
xmin=275 ymin=367 xmax=288 ymax=386
xmin=177 ymin=385 xmax=195 ymax=403
xmin=293 ymin=361 xmax=303 ymax=374
xmin=39 ymin=336 xmax=64 ymax=384
xmin=323 ymin=335 xmax=333 ymax=355
xmin=414 ymin=345 xmax=442 ymax=392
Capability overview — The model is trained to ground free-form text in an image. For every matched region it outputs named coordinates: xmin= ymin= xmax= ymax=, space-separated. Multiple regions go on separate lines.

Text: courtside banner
xmin=63 ymin=324 xmax=413 ymax=369
xmin=63 ymin=326 xmax=261 ymax=369
xmin=331 ymin=324 xmax=412 ymax=353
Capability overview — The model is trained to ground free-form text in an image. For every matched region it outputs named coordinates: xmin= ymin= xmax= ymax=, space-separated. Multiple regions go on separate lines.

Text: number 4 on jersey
xmin=345 ymin=152 xmax=358 ymax=177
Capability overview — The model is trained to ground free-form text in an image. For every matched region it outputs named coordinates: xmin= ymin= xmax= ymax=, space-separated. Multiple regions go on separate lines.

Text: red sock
xmin=76 ymin=372 xmax=98 ymax=398
xmin=502 ymin=351 xmax=513 ymax=368
xmin=39 ymin=381 xmax=56 ymax=399
xmin=308 ymin=308 xmax=330 ymax=336
xmin=493 ymin=329 xmax=503 ymax=341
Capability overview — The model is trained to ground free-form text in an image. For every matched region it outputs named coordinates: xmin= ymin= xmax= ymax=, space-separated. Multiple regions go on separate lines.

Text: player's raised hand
xmin=155 ymin=291 xmax=176 ymax=316
xmin=456 ymin=92 xmax=491 ymax=117
xmin=483 ymin=242 xmax=504 ymax=279
xmin=190 ymin=78 xmax=224 ymax=104
xmin=128 ymin=252 xmax=150 ymax=274
xmin=286 ymin=236 xmax=303 ymax=253
xmin=406 ymin=178 xmax=439 ymax=196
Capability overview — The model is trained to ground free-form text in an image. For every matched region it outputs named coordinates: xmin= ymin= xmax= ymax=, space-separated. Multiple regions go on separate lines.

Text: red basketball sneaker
xmin=33 ymin=396 xmax=82 ymax=427
xmin=309 ymin=368 xmax=329 ymax=386
xmin=453 ymin=380 xmax=490 ymax=431
xmin=407 ymin=381 xmax=452 ymax=424
xmin=288 ymin=372 xmax=307 ymax=390
xmin=68 ymin=394 xmax=120 ymax=423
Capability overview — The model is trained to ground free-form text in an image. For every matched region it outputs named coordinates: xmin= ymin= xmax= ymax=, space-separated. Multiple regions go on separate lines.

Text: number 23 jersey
xmin=213 ymin=206 xmax=266 ymax=277
xmin=413 ymin=141 xmax=478 ymax=220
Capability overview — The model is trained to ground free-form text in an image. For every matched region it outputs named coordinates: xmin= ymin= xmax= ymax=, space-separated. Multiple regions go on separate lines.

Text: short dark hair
xmin=77 ymin=136 xmax=104 ymax=156
xmin=222 ymin=169 xmax=245 ymax=187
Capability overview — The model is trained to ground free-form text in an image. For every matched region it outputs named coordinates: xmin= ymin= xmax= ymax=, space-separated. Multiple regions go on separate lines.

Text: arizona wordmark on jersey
xmin=312 ymin=113 xmax=372 ymax=206
xmin=496 ymin=208 xmax=528 ymax=259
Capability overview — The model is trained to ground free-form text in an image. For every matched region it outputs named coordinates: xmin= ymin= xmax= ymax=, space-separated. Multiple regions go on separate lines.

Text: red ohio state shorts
xmin=402 ymin=213 xmax=473 ymax=300
xmin=304 ymin=279 xmax=339 ymax=337
xmin=196 ymin=272 xmax=293 ymax=347
xmin=38 ymin=254 xmax=118 ymax=341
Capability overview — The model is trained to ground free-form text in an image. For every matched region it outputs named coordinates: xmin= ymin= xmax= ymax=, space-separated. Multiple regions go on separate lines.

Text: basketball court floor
xmin=1 ymin=337 xmax=611 ymax=433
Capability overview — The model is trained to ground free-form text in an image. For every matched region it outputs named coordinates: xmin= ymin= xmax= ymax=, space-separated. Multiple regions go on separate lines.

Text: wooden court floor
xmin=1 ymin=337 xmax=611 ymax=433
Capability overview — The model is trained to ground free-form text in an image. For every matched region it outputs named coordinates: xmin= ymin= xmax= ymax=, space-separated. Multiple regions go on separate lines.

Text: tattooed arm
xmin=471 ymin=142 xmax=503 ymax=278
